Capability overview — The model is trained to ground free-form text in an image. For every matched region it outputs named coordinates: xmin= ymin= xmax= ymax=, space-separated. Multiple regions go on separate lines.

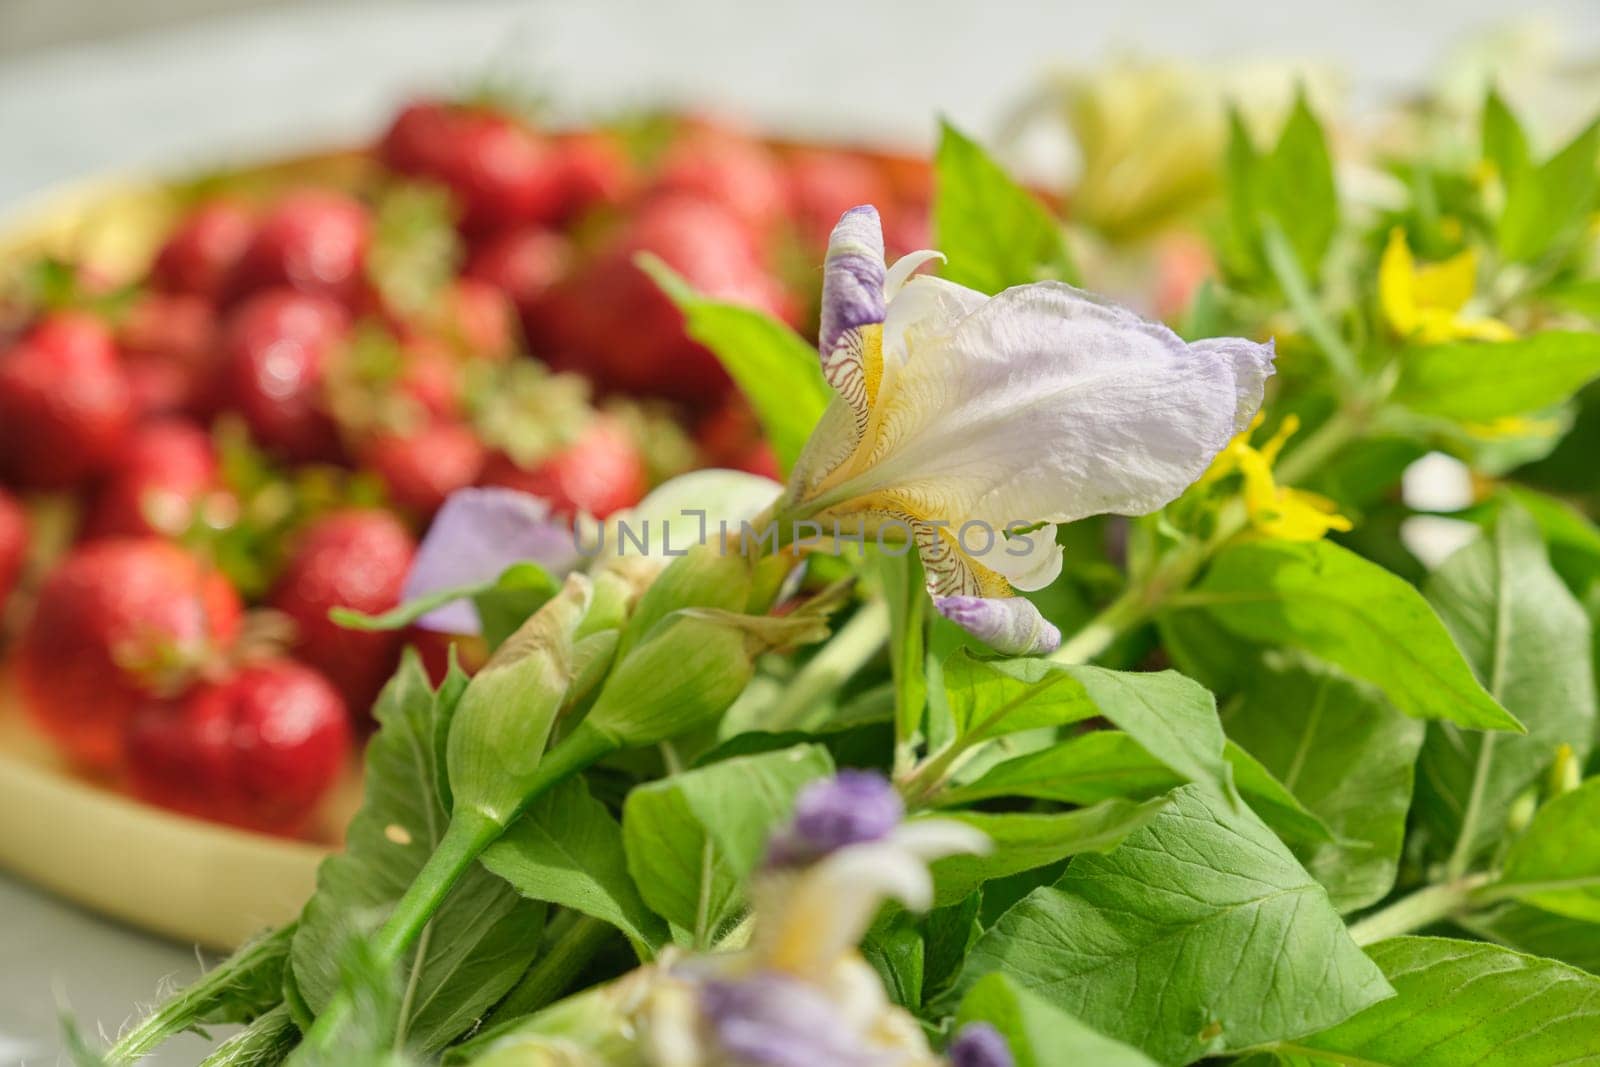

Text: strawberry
xmin=83 ymin=420 xmax=220 ymax=540
xmin=231 ymin=190 xmax=371 ymax=306
xmin=0 ymin=312 xmax=133 ymax=489
xmin=551 ymin=130 xmax=634 ymax=219
xmin=268 ymin=508 xmax=416 ymax=713
xmin=222 ymin=289 xmax=349 ymax=462
xmin=464 ymin=228 xmax=570 ymax=351
xmin=125 ymin=658 xmax=350 ymax=835
xmin=478 ymin=415 xmax=646 ymax=519
xmin=545 ymin=195 xmax=794 ymax=401
xmin=117 ymin=291 xmax=221 ymax=418
xmin=378 ymin=100 xmax=459 ymax=176
xmin=361 ymin=421 xmax=485 ymax=517
xmin=695 ymin=399 xmax=780 ymax=480
xmin=17 ymin=538 xmax=242 ymax=772
xmin=784 ymin=148 xmax=892 ymax=248
xmin=151 ymin=200 xmax=256 ymax=300
xmin=652 ymin=125 xmax=791 ymax=238
xmin=0 ymin=487 xmax=27 ymax=612
xmin=396 ymin=336 xmax=465 ymax=421
xmin=437 ymin=277 xmax=517 ymax=360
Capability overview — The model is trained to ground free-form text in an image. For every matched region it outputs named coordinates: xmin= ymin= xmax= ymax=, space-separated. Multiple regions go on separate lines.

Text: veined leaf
xmin=621 ymin=744 xmax=834 ymax=940
xmin=926 ymin=798 xmax=1170 ymax=905
xmin=934 ymin=121 xmax=1077 ymax=293
xmin=1416 ymin=506 xmax=1596 ymax=873
xmin=1459 ymin=903 xmax=1600 ymax=976
xmin=641 ymin=255 xmax=831 ymax=476
xmin=1190 ymin=538 xmax=1521 ymax=731
xmin=1279 ymin=937 xmax=1600 ymax=1065
xmin=1498 ymin=115 xmax=1600 ymax=263
xmin=482 ymin=776 xmax=668 ymax=956
xmin=1395 ymin=331 xmax=1600 ymax=423
xmin=291 ymin=654 xmax=545 ymax=1053
xmin=1223 ymin=656 xmax=1424 ymax=911
xmin=1493 ymin=778 xmax=1600 ymax=922
xmin=947 ymin=785 xmax=1390 ymax=1065
xmin=956 ymin=972 xmax=1159 ymax=1067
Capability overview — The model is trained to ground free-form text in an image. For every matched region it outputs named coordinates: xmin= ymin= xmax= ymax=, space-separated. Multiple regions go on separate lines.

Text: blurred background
xmin=2 ymin=1 xmax=1599 ymax=1063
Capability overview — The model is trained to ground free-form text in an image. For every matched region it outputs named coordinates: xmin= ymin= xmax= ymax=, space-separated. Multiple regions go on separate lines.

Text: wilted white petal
xmin=891 ymin=818 xmax=993 ymax=863
xmin=934 ymin=595 xmax=1062 ymax=656
xmin=761 ymin=842 xmax=932 ymax=979
xmin=881 ymin=274 xmax=987 ymax=365
xmin=884 ymin=249 xmax=946 ymax=299
xmin=404 ymin=487 xmax=581 ymax=633
xmin=982 ymin=522 xmax=1062 ymax=591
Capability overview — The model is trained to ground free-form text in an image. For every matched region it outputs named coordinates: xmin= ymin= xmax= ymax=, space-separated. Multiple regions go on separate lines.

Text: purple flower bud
xmin=700 ymin=973 xmax=886 ymax=1067
xmin=934 ymin=596 xmax=1061 ymax=657
xmin=949 ymin=1022 xmax=1014 ymax=1067
xmin=766 ymin=771 xmax=903 ymax=867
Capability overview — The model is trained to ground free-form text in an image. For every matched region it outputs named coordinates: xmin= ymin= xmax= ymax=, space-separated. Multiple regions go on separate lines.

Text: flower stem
xmin=1346 ymin=876 xmax=1491 ymax=946
xmin=1261 ymin=220 xmax=1360 ymax=386
xmin=763 ymin=598 xmax=889 ymax=730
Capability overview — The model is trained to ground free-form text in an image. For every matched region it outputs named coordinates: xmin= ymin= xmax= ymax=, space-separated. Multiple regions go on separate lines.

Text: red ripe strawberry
xmin=652 ymin=126 xmax=790 ymax=238
xmin=0 ymin=487 xmax=27 ymax=611
xmin=268 ymin=508 xmax=416 ymax=713
xmin=83 ymin=420 xmax=219 ymax=540
xmin=546 ymin=195 xmax=794 ymax=401
xmin=438 ymin=277 xmax=516 ymax=360
xmin=464 ymin=228 xmax=570 ymax=351
xmin=396 ymin=336 xmax=465 ymax=421
xmin=378 ymin=100 xmax=458 ymax=176
xmin=478 ymin=415 xmax=646 ymax=519
xmin=0 ymin=312 xmax=133 ymax=489
xmin=17 ymin=538 xmax=242 ymax=771
xmin=126 ymin=658 xmax=350 ymax=835
xmin=362 ymin=421 xmax=485 ymax=517
xmin=785 ymin=148 xmax=892 ymax=247
xmin=696 ymin=400 xmax=780 ymax=480
xmin=231 ymin=190 xmax=371 ymax=305
xmin=552 ymin=130 xmax=634 ymax=219
xmin=222 ymin=289 xmax=349 ymax=462
xmin=151 ymin=200 xmax=256 ymax=300
xmin=117 ymin=291 xmax=220 ymax=418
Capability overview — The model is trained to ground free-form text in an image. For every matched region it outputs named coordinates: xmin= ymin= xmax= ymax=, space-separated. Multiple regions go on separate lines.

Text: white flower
xmin=776 ymin=206 xmax=1274 ymax=654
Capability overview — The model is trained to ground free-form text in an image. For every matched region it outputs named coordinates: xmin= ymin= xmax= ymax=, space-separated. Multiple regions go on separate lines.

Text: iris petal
xmin=934 ymin=595 xmax=1062 ymax=656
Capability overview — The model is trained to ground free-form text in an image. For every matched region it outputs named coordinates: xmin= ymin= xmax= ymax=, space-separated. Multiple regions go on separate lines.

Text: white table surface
xmin=3 ymin=1 xmax=1599 ymax=1062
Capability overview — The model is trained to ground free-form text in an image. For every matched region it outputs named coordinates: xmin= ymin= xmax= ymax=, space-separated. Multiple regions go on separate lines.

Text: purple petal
xmin=819 ymin=206 xmax=887 ymax=357
xmin=700 ymin=973 xmax=890 ymax=1067
xmin=949 ymin=1023 xmax=1014 ymax=1067
xmin=935 ymin=596 xmax=1061 ymax=656
xmin=403 ymin=488 xmax=582 ymax=633
xmin=767 ymin=771 xmax=903 ymax=867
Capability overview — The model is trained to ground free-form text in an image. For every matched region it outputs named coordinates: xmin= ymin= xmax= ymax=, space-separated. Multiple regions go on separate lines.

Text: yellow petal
xmin=1378 ymin=228 xmax=1419 ymax=337
xmin=1412 ymin=247 xmax=1478 ymax=316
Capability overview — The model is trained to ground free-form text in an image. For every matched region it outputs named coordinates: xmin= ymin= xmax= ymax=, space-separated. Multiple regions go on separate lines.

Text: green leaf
xmin=947 ymin=785 xmax=1391 ymax=1065
xmin=1458 ymin=903 xmax=1600 ymax=975
xmin=1500 ymin=485 xmax=1600 ymax=594
xmin=876 ymin=551 xmax=928 ymax=749
xmin=1415 ymin=506 xmax=1596 ymax=873
xmin=1223 ymin=657 xmax=1425 ymax=911
xmin=1499 ymin=116 xmax=1600 ymax=263
xmin=956 ymin=972 xmax=1160 ymax=1067
xmin=1493 ymin=778 xmax=1600 ymax=921
xmin=934 ymin=121 xmax=1076 ymax=293
xmin=1223 ymin=95 xmax=1339 ymax=281
xmin=481 ymin=776 xmax=669 ymax=956
xmin=621 ymin=744 xmax=834 ymax=940
xmin=194 ymin=1005 xmax=299 ymax=1067
xmin=1482 ymin=88 xmax=1531 ymax=180
xmin=640 ymin=255 xmax=831 ymax=475
xmin=291 ymin=654 xmax=545 ymax=1052
xmin=470 ymin=562 xmax=560 ymax=649
xmin=860 ymin=910 xmax=924 ymax=1009
xmin=1280 ymin=937 xmax=1600 ymax=1065
xmin=1190 ymin=539 xmax=1521 ymax=731
xmin=1395 ymin=331 xmax=1600 ymax=423
xmin=944 ymin=652 xmax=1229 ymax=794
xmin=926 ymin=798 xmax=1171 ymax=905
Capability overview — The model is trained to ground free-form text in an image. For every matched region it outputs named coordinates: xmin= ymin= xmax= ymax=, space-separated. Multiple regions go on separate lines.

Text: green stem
xmin=1261 ymin=219 xmax=1360 ymax=386
xmin=763 ymin=598 xmax=889 ymax=730
xmin=487 ymin=915 xmax=615 ymax=1024
xmin=1346 ymin=876 xmax=1490 ymax=946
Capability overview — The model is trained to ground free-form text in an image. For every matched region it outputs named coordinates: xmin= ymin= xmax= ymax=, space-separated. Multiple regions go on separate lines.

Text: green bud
xmin=448 ymin=574 xmax=591 ymax=825
xmin=619 ymin=543 xmax=754 ymax=653
xmin=1506 ymin=788 xmax=1539 ymax=836
xmin=1549 ymin=743 xmax=1581 ymax=797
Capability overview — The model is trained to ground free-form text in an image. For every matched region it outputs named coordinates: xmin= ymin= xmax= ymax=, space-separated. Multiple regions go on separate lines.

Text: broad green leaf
xmin=944 ymin=652 xmax=1229 ymax=794
xmin=1281 ymin=937 xmax=1600 ymax=1065
xmin=1501 ymin=486 xmax=1600 ymax=594
xmin=956 ymin=972 xmax=1160 ymax=1067
xmin=941 ymin=731 xmax=1331 ymax=847
xmin=1416 ymin=506 xmax=1596 ymax=872
xmin=1548 ymin=279 xmax=1600 ymax=320
xmin=291 ymin=654 xmax=545 ymax=1052
xmin=947 ymin=785 xmax=1391 ymax=1065
xmin=641 ymin=255 xmax=831 ymax=475
xmin=934 ymin=121 xmax=1076 ymax=293
xmin=923 ymin=893 xmax=983 ymax=1001
xmin=1482 ymin=89 xmax=1530 ymax=180
xmin=1458 ymin=903 xmax=1600 ymax=975
xmin=1190 ymin=538 xmax=1521 ymax=731
xmin=860 ymin=910 xmax=924 ymax=1009
xmin=1395 ymin=331 xmax=1600 ymax=423
xmin=482 ymin=776 xmax=668 ymax=955
xmin=1223 ymin=657 xmax=1424 ymax=911
xmin=1223 ymin=95 xmax=1339 ymax=281
xmin=1499 ymin=116 xmax=1600 ymax=263
xmin=621 ymin=744 xmax=834 ymax=940
xmin=1493 ymin=778 xmax=1600 ymax=921
xmin=876 ymin=551 xmax=928 ymax=748
xmin=927 ymin=798 xmax=1170 ymax=906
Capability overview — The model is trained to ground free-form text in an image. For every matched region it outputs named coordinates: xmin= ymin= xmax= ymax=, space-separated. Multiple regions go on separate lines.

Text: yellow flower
xmin=1378 ymin=228 xmax=1514 ymax=343
xmin=1205 ymin=414 xmax=1353 ymax=541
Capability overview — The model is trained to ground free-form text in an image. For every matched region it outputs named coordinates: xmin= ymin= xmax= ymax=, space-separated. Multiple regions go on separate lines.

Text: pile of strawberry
xmin=0 ymin=99 xmax=930 ymax=838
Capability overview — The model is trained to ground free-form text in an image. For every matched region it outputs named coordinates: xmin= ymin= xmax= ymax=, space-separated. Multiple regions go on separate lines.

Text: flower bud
xmin=448 ymin=574 xmax=592 ymax=825
xmin=620 ymin=542 xmax=755 ymax=653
